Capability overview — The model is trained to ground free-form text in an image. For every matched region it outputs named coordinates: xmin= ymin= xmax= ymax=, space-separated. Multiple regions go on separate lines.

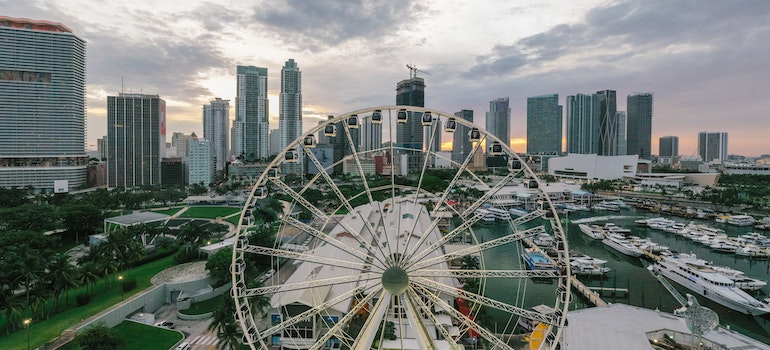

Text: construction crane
xmin=406 ymin=64 xmax=431 ymax=79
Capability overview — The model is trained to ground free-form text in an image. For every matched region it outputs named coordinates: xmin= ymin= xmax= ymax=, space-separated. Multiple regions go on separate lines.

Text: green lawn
xmin=179 ymin=206 xmax=241 ymax=219
xmin=150 ymin=206 xmax=185 ymax=216
xmin=56 ymin=321 xmax=183 ymax=350
xmin=224 ymin=213 xmax=242 ymax=226
xmin=0 ymin=255 xmax=178 ymax=350
xmin=179 ymin=294 xmax=223 ymax=315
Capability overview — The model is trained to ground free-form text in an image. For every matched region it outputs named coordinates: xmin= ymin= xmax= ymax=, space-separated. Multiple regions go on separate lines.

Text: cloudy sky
xmin=5 ymin=0 xmax=770 ymax=156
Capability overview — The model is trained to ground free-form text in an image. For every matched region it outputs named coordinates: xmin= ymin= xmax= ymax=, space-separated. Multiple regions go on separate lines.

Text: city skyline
xmin=5 ymin=1 xmax=770 ymax=156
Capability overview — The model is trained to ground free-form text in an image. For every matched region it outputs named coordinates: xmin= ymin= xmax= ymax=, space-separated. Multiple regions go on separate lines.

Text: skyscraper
xmin=0 ymin=17 xmax=87 ymax=190
xmin=203 ymin=98 xmax=229 ymax=174
xmin=698 ymin=131 xmax=728 ymax=163
xmin=627 ymin=93 xmax=653 ymax=160
xmin=360 ymin=115 xmax=382 ymax=152
xmin=486 ymin=97 xmax=510 ymax=147
xmin=452 ymin=109 xmax=474 ymax=164
xmin=659 ymin=136 xmax=679 ymax=165
xmin=234 ymin=65 xmax=269 ymax=162
xmin=396 ymin=76 xmax=425 ymax=171
xmin=526 ymin=94 xmax=562 ymax=154
xmin=187 ymin=139 xmax=213 ymax=186
xmin=596 ymin=90 xmax=618 ymax=156
xmin=279 ymin=59 xmax=302 ymax=174
xmin=615 ymin=111 xmax=627 ymax=156
xmin=107 ymin=93 xmax=166 ymax=188
xmin=566 ymin=93 xmax=599 ymax=154
xmin=659 ymin=136 xmax=679 ymax=157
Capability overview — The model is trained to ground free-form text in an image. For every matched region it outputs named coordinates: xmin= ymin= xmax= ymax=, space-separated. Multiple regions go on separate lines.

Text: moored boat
xmin=578 ymin=224 xmax=604 ymax=239
xmin=602 ymin=233 xmax=643 ymax=257
xmin=650 ymin=253 xmax=770 ymax=316
xmin=521 ymin=247 xmax=556 ymax=270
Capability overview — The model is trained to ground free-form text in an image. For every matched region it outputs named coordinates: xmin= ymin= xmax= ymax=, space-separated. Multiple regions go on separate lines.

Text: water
xmin=468 ymin=208 xmax=770 ymax=343
xmin=565 ymin=208 xmax=770 ymax=343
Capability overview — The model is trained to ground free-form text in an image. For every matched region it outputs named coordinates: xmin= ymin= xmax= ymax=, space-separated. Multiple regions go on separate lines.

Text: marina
xmin=563 ymin=208 xmax=770 ymax=344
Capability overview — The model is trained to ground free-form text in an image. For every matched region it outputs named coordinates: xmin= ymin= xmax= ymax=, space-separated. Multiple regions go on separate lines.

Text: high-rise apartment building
xmin=452 ymin=110 xmax=474 ymax=164
xmin=526 ymin=94 xmax=562 ymax=154
xmin=171 ymin=132 xmax=197 ymax=158
xmin=203 ymin=98 xmax=229 ymax=173
xmin=396 ymin=76 xmax=425 ymax=171
xmin=269 ymin=129 xmax=281 ymax=156
xmin=698 ymin=131 xmax=728 ymax=163
xmin=659 ymin=136 xmax=679 ymax=158
xmin=615 ymin=111 xmax=627 ymax=156
xmin=626 ymin=93 xmax=653 ymax=160
xmin=596 ymin=90 xmax=618 ymax=156
xmin=360 ymin=115 xmax=382 ymax=152
xmin=97 ymin=136 xmax=108 ymax=161
xmin=486 ymin=97 xmax=510 ymax=147
xmin=107 ymin=93 xmax=166 ymax=188
xmin=187 ymin=139 xmax=213 ymax=186
xmin=566 ymin=94 xmax=599 ymax=154
xmin=0 ymin=17 xmax=87 ymax=190
xmin=234 ymin=65 xmax=269 ymax=162
xmin=279 ymin=59 xmax=302 ymax=174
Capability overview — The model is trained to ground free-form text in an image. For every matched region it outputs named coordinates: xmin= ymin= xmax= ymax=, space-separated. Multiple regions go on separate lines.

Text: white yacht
xmin=728 ymin=214 xmax=756 ymax=227
xmin=532 ymin=233 xmax=555 ymax=247
xmin=602 ymin=223 xmax=631 ymax=234
xmin=602 ymin=233 xmax=643 ymax=257
xmin=736 ymin=245 xmax=770 ymax=258
xmin=570 ymin=254 xmax=610 ymax=276
xmin=475 ymin=208 xmax=496 ymax=223
xmin=710 ymin=265 xmax=768 ymax=291
xmin=650 ymin=253 xmax=770 ymax=316
xmin=578 ymin=224 xmax=604 ymax=240
xmin=487 ymin=207 xmax=511 ymax=221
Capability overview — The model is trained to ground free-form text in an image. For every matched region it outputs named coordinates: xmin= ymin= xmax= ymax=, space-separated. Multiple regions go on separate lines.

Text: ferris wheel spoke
xmin=411 ymin=283 xmax=516 ymax=350
xmin=399 ymin=201 xmax=485 ymax=266
xmin=310 ymin=289 xmax=384 ymax=350
xmin=283 ymin=216 xmax=385 ymax=270
xmin=399 ymin=288 xmax=440 ymax=349
xmin=405 ymin=287 xmax=461 ymax=349
xmin=262 ymin=281 xmax=380 ymax=337
xmin=413 ymin=268 xmax=562 ymax=279
xmin=240 ymin=272 xmax=379 ymax=298
xmin=407 ymin=226 xmax=547 ymax=272
xmin=459 ymin=170 xmax=519 ymax=216
xmin=240 ymin=244 xmax=369 ymax=271
xmin=414 ymin=277 xmax=559 ymax=327
xmin=301 ymin=141 xmax=394 ymax=266
xmin=429 ymin=132 xmax=487 ymax=217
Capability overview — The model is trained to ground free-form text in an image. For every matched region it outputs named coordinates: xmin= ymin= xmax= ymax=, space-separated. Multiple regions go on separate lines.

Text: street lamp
xmin=23 ymin=318 xmax=31 ymax=350
xmin=118 ymin=275 xmax=124 ymax=300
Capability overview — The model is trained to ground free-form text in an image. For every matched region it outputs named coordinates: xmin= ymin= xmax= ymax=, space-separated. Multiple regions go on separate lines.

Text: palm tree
xmin=14 ymin=251 xmax=45 ymax=304
xmin=79 ymin=262 xmax=99 ymax=294
xmin=2 ymin=294 xmax=23 ymax=334
xmin=48 ymin=253 xmax=79 ymax=308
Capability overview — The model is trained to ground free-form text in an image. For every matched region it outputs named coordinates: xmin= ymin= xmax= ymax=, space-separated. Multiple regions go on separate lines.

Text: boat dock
xmin=569 ymin=276 xmax=608 ymax=307
xmin=587 ymin=286 xmax=629 ymax=297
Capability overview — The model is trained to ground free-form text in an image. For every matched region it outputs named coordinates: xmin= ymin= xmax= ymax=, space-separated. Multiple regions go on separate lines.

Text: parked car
xmin=154 ymin=321 xmax=175 ymax=329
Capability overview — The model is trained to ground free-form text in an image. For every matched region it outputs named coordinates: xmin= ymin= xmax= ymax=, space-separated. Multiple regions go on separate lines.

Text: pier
xmin=569 ymin=276 xmax=608 ymax=307
xmin=587 ymin=286 xmax=629 ymax=297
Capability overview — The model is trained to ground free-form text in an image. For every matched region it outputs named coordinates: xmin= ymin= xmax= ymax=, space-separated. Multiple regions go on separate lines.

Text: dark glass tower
xmin=526 ymin=94 xmax=562 ymax=154
xmin=396 ymin=77 xmax=425 ymax=172
xmin=596 ymin=90 xmax=618 ymax=156
xmin=627 ymin=93 xmax=653 ymax=160
xmin=566 ymin=94 xmax=599 ymax=154
xmin=452 ymin=109 xmax=474 ymax=164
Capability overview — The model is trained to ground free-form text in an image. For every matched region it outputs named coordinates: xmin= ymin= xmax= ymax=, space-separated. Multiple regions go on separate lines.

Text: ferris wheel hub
xmin=382 ymin=266 xmax=409 ymax=295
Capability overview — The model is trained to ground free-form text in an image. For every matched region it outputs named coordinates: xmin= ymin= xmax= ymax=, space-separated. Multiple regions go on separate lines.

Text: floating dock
xmin=569 ymin=276 xmax=608 ymax=307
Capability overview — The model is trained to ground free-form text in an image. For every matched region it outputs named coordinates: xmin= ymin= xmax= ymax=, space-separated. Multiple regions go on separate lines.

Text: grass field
xmin=0 ymin=255 xmax=178 ymax=350
xmin=150 ymin=207 xmax=185 ymax=216
xmin=56 ymin=321 xmax=183 ymax=350
xmin=178 ymin=294 xmax=224 ymax=315
xmin=178 ymin=206 xmax=240 ymax=219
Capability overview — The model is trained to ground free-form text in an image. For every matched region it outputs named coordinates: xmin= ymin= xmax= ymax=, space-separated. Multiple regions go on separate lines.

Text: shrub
xmin=122 ymin=278 xmax=137 ymax=292
xmin=76 ymin=293 xmax=92 ymax=306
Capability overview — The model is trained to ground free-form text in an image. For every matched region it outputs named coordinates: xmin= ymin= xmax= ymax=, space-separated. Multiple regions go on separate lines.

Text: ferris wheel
xmin=231 ymin=106 xmax=571 ymax=350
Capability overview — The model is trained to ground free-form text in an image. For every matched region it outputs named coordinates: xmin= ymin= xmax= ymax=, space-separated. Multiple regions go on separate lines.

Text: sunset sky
xmin=5 ymin=0 xmax=770 ymax=156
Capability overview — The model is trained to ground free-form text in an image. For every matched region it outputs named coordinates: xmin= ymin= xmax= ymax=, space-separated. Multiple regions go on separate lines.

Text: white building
xmin=186 ymin=139 xmax=213 ymax=186
xmin=548 ymin=154 xmax=638 ymax=180
xmin=279 ymin=59 xmax=302 ymax=174
xmin=203 ymin=98 xmax=229 ymax=173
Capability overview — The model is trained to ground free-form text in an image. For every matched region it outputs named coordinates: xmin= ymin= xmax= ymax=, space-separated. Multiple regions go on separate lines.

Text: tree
xmin=78 ymin=323 xmax=123 ymax=350
xmin=59 ymin=202 xmax=104 ymax=243
xmin=47 ymin=253 xmax=80 ymax=308
xmin=206 ymin=248 xmax=233 ymax=284
xmin=209 ymin=296 xmax=241 ymax=350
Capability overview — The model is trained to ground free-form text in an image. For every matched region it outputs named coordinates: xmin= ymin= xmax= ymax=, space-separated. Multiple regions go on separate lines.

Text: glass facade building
xmin=203 ymin=98 xmax=229 ymax=173
xmin=565 ymin=94 xmax=599 ymax=154
xmin=698 ymin=131 xmax=728 ymax=163
xmin=486 ymin=97 xmax=510 ymax=147
xmin=526 ymin=94 xmax=562 ymax=154
xmin=627 ymin=93 xmax=653 ymax=160
xmin=0 ymin=17 xmax=87 ymax=190
xmin=234 ymin=65 xmax=269 ymax=162
xmin=279 ymin=59 xmax=302 ymax=174
xmin=107 ymin=93 xmax=166 ymax=188
xmin=396 ymin=76 xmax=425 ymax=172
xmin=452 ymin=109 xmax=474 ymax=164
xmin=597 ymin=90 xmax=618 ymax=156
